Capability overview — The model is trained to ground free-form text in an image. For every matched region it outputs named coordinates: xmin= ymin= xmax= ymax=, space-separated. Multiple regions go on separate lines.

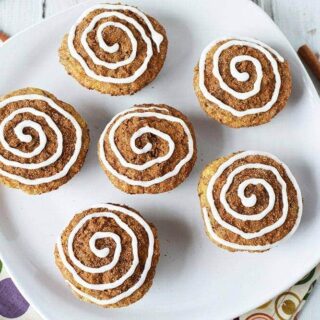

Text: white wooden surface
xmin=0 ymin=0 xmax=320 ymax=318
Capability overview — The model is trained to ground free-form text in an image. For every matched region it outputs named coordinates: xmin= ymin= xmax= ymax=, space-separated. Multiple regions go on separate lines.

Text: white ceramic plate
xmin=0 ymin=0 xmax=320 ymax=319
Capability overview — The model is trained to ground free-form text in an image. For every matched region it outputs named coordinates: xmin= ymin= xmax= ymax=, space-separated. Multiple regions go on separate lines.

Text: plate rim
xmin=0 ymin=0 xmax=320 ymax=319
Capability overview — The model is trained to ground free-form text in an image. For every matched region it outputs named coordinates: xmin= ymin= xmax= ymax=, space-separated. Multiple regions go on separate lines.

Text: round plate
xmin=0 ymin=0 xmax=319 ymax=319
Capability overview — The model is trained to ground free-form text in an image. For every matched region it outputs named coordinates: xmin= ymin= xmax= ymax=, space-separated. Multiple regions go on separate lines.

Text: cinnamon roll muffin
xmin=198 ymin=151 xmax=303 ymax=252
xmin=193 ymin=38 xmax=292 ymax=127
xmin=59 ymin=3 xmax=168 ymax=95
xmin=98 ymin=104 xmax=197 ymax=194
xmin=0 ymin=88 xmax=89 ymax=194
xmin=55 ymin=203 xmax=160 ymax=308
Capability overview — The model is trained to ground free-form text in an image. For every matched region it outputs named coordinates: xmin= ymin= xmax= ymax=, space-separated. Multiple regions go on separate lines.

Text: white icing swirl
xmin=99 ymin=106 xmax=194 ymax=187
xmin=68 ymin=4 xmax=164 ymax=84
xmin=57 ymin=204 xmax=155 ymax=305
xmin=199 ymin=37 xmax=285 ymax=117
xmin=202 ymin=151 xmax=303 ymax=251
xmin=0 ymin=94 xmax=82 ymax=185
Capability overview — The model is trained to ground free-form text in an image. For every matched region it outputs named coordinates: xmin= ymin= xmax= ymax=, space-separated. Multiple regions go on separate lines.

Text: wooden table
xmin=0 ymin=0 xmax=319 ymax=318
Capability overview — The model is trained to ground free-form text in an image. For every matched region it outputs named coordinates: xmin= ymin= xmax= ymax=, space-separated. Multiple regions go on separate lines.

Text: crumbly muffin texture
xmin=55 ymin=204 xmax=160 ymax=308
xmin=59 ymin=4 xmax=168 ymax=96
xmin=198 ymin=151 xmax=302 ymax=252
xmin=194 ymin=38 xmax=292 ymax=128
xmin=98 ymin=104 xmax=197 ymax=194
xmin=0 ymin=87 xmax=89 ymax=194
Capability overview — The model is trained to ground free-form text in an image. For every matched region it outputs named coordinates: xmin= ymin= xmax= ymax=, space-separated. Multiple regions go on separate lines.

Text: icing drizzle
xmin=0 ymin=94 xmax=82 ymax=185
xmin=57 ymin=204 xmax=155 ymax=305
xmin=99 ymin=105 xmax=194 ymax=187
xmin=198 ymin=37 xmax=285 ymax=117
xmin=202 ymin=151 xmax=303 ymax=251
xmin=68 ymin=4 xmax=164 ymax=84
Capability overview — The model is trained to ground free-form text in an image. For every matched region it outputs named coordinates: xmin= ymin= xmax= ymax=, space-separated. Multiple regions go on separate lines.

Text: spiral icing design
xmin=199 ymin=37 xmax=287 ymax=117
xmin=201 ymin=151 xmax=303 ymax=251
xmin=99 ymin=105 xmax=196 ymax=192
xmin=56 ymin=204 xmax=157 ymax=306
xmin=0 ymin=93 xmax=83 ymax=186
xmin=67 ymin=4 xmax=164 ymax=84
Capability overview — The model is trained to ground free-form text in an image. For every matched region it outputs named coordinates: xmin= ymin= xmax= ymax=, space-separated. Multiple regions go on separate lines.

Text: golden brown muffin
xmin=198 ymin=151 xmax=302 ymax=252
xmin=0 ymin=87 xmax=89 ymax=194
xmin=59 ymin=3 xmax=168 ymax=96
xmin=193 ymin=38 xmax=292 ymax=128
xmin=54 ymin=203 xmax=160 ymax=308
xmin=98 ymin=104 xmax=197 ymax=194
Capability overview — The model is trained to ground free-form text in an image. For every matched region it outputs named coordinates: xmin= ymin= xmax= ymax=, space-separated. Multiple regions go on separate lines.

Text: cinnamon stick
xmin=0 ymin=31 xmax=9 ymax=43
xmin=298 ymin=44 xmax=320 ymax=81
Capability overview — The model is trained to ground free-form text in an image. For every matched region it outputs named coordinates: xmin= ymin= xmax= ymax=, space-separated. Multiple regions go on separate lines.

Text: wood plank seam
xmin=42 ymin=0 xmax=47 ymax=19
